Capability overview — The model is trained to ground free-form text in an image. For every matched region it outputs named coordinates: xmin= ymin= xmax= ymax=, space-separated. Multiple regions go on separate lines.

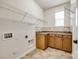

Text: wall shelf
xmin=0 ymin=1 xmax=47 ymax=25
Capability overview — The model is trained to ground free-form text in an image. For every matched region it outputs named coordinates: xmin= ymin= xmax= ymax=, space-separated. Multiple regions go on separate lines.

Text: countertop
xmin=36 ymin=31 xmax=72 ymax=35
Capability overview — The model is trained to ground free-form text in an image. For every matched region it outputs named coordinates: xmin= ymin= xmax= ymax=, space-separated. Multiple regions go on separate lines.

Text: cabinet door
xmin=63 ymin=35 xmax=72 ymax=52
xmin=55 ymin=35 xmax=63 ymax=49
xmin=36 ymin=34 xmax=47 ymax=50
xmin=48 ymin=34 xmax=55 ymax=48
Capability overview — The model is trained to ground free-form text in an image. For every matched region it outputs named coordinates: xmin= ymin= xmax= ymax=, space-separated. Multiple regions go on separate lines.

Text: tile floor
xmin=21 ymin=48 xmax=72 ymax=59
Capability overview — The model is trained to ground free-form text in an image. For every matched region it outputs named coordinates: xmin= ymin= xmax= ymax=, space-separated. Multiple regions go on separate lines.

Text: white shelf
xmin=0 ymin=1 xmax=47 ymax=25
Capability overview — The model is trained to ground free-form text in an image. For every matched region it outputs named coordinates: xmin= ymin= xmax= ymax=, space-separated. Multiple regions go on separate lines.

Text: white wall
xmin=0 ymin=19 xmax=36 ymax=59
xmin=44 ymin=8 xmax=55 ymax=27
xmin=0 ymin=0 xmax=44 ymax=59
xmin=1 ymin=0 xmax=44 ymax=20
xmin=64 ymin=2 xmax=71 ymax=26
xmin=43 ymin=2 xmax=71 ymax=31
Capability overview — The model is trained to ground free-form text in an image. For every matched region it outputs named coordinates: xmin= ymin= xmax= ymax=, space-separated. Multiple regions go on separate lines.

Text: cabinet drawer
xmin=55 ymin=34 xmax=63 ymax=38
xmin=67 ymin=35 xmax=72 ymax=38
xmin=63 ymin=35 xmax=72 ymax=39
xmin=49 ymin=34 xmax=55 ymax=37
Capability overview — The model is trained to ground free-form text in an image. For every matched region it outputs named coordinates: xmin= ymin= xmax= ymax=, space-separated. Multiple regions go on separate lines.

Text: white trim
xmin=16 ymin=47 xmax=36 ymax=59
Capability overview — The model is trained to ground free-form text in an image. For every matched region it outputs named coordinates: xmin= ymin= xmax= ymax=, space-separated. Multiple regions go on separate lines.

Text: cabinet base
xmin=48 ymin=46 xmax=72 ymax=53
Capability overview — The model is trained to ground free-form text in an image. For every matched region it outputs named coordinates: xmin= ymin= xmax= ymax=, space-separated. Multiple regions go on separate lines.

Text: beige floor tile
xmin=21 ymin=48 xmax=72 ymax=59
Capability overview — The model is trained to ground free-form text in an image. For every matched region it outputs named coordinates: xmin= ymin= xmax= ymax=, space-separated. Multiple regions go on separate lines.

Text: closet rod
xmin=0 ymin=6 xmax=25 ymax=16
xmin=0 ymin=6 xmax=47 ymax=23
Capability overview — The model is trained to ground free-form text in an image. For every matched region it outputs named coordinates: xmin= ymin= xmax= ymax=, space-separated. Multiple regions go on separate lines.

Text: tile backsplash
xmin=36 ymin=26 xmax=71 ymax=32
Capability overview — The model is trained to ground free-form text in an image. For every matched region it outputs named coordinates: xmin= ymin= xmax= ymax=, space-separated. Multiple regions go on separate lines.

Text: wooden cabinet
xmin=48 ymin=34 xmax=55 ymax=48
xmin=48 ymin=34 xmax=72 ymax=52
xmin=55 ymin=35 xmax=63 ymax=49
xmin=36 ymin=32 xmax=72 ymax=52
xmin=63 ymin=35 xmax=72 ymax=52
xmin=36 ymin=33 xmax=48 ymax=50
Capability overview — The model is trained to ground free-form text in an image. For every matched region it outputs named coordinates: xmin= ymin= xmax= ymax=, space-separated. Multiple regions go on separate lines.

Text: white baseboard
xmin=16 ymin=47 xmax=36 ymax=59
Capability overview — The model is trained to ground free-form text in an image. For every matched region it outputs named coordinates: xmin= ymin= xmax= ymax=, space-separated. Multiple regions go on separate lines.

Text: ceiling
xmin=35 ymin=0 xmax=70 ymax=10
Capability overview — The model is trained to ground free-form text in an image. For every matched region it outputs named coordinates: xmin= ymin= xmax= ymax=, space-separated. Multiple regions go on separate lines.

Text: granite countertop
xmin=36 ymin=31 xmax=72 ymax=35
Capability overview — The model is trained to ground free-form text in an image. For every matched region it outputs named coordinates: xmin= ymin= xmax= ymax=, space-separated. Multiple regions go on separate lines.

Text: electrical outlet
xmin=28 ymin=39 xmax=34 ymax=44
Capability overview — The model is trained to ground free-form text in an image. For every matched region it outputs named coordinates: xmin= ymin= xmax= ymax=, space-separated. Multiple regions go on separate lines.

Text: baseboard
xmin=16 ymin=47 xmax=36 ymax=59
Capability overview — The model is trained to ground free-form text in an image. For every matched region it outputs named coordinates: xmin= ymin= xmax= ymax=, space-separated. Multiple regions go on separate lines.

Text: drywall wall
xmin=64 ymin=2 xmax=71 ymax=26
xmin=0 ymin=0 xmax=44 ymax=59
xmin=0 ymin=19 xmax=36 ymax=59
xmin=43 ymin=2 xmax=71 ymax=31
xmin=44 ymin=2 xmax=71 ymax=27
xmin=1 ymin=0 xmax=44 ymax=20
xmin=44 ymin=8 xmax=55 ymax=27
